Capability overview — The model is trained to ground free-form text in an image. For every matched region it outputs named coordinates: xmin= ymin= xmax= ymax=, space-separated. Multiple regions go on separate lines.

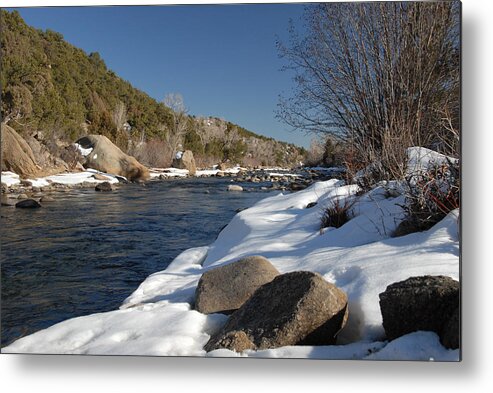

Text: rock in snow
xmin=204 ymin=271 xmax=348 ymax=352
xmin=379 ymin=275 xmax=459 ymax=348
xmin=195 ymin=255 xmax=280 ymax=315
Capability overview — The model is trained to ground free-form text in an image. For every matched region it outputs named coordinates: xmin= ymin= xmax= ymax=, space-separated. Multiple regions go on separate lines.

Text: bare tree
xmin=278 ymin=2 xmax=460 ymax=178
xmin=163 ymin=93 xmax=189 ymax=159
xmin=112 ymin=101 xmax=127 ymax=132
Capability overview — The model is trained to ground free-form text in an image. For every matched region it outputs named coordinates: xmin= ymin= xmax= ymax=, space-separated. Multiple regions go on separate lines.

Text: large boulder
xmin=172 ymin=150 xmax=196 ymax=176
xmin=76 ymin=135 xmax=150 ymax=182
xmin=379 ymin=275 xmax=459 ymax=349
xmin=204 ymin=271 xmax=348 ymax=352
xmin=1 ymin=123 xmax=40 ymax=177
xmin=195 ymin=255 xmax=280 ymax=315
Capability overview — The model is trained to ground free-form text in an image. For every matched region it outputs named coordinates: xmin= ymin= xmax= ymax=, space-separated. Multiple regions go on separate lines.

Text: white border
xmin=1 ymin=0 xmax=491 ymax=392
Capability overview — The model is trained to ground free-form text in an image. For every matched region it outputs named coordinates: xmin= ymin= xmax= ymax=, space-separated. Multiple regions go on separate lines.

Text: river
xmin=1 ymin=177 xmax=273 ymax=347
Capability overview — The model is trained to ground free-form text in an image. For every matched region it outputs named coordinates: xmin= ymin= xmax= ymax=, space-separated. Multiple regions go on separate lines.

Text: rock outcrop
xmin=195 ymin=256 xmax=280 ymax=315
xmin=1 ymin=123 xmax=41 ymax=177
xmin=172 ymin=150 xmax=196 ymax=176
xmin=204 ymin=271 xmax=348 ymax=352
xmin=76 ymin=135 xmax=150 ymax=182
xmin=379 ymin=275 xmax=459 ymax=349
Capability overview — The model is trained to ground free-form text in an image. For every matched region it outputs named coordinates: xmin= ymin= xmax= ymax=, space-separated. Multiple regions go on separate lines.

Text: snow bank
xmin=1 ymin=171 xmax=21 ymax=186
xmin=3 ymin=177 xmax=459 ymax=360
xmin=149 ymin=166 xmax=243 ymax=178
xmin=406 ymin=147 xmax=459 ymax=176
xmin=27 ymin=169 xmax=121 ymax=187
xmin=2 ymin=169 xmax=121 ymax=187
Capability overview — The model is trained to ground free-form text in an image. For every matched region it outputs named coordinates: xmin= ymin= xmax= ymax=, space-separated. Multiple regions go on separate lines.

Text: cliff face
xmin=1 ymin=10 xmax=306 ymax=169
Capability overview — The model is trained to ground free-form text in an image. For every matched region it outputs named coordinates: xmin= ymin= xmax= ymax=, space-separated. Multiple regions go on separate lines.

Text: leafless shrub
xmin=278 ymin=1 xmax=460 ymax=180
xmin=393 ymin=159 xmax=460 ymax=237
xmin=132 ymin=138 xmax=172 ymax=168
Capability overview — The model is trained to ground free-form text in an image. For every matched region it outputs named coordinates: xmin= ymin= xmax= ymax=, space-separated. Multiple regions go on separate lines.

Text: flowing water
xmin=1 ymin=177 xmax=273 ymax=347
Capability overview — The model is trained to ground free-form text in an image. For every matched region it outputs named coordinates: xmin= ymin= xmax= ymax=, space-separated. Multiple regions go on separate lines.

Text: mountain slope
xmin=1 ymin=10 xmax=305 ymax=168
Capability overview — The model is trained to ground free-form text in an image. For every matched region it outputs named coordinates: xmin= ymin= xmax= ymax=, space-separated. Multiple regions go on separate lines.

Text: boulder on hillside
xmin=172 ymin=150 xmax=196 ymax=176
xmin=204 ymin=271 xmax=348 ymax=352
xmin=195 ymin=255 xmax=280 ymax=315
xmin=76 ymin=135 xmax=150 ymax=182
xmin=379 ymin=275 xmax=460 ymax=349
xmin=1 ymin=123 xmax=41 ymax=177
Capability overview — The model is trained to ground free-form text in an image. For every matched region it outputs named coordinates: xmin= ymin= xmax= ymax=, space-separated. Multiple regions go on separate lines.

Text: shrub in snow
xmin=394 ymin=159 xmax=459 ymax=237
xmin=195 ymin=255 xmax=280 ymax=315
xmin=204 ymin=271 xmax=348 ymax=352
xmin=320 ymin=197 xmax=355 ymax=230
xmin=379 ymin=275 xmax=459 ymax=349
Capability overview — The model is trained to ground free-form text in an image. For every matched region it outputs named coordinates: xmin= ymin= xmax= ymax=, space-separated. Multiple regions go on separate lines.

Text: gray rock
xmin=227 ymin=185 xmax=243 ymax=192
xmin=95 ymin=182 xmax=115 ymax=192
xmin=17 ymin=193 xmax=29 ymax=199
xmin=1 ymin=195 xmax=16 ymax=206
xmin=20 ymin=180 xmax=33 ymax=187
xmin=379 ymin=275 xmax=459 ymax=345
xmin=204 ymin=271 xmax=348 ymax=352
xmin=440 ymin=306 xmax=460 ymax=349
xmin=195 ymin=255 xmax=280 ymax=315
xmin=15 ymin=199 xmax=41 ymax=208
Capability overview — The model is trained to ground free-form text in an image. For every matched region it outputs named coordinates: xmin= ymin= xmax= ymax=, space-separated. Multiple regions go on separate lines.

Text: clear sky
xmin=11 ymin=4 xmax=312 ymax=148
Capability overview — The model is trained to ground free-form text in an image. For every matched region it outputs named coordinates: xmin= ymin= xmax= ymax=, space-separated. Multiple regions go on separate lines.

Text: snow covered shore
xmin=3 ymin=176 xmax=460 ymax=360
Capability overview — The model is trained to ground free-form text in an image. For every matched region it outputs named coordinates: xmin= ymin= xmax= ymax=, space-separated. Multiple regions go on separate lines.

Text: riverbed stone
xmin=379 ymin=275 xmax=459 ymax=345
xmin=227 ymin=185 xmax=243 ymax=192
xmin=204 ymin=271 xmax=348 ymax=352
xmin=40 ymin=195 xmax=55 ymax=202
xmin=95 ymin=182 xmax=115 ymax=192
xmin=15 ymin=199 xmax=41 ymax=208
xmin=195 ymin=255 xmax=280 ymax=315
xmin=17 ymin=193 xmax=29 ymax=199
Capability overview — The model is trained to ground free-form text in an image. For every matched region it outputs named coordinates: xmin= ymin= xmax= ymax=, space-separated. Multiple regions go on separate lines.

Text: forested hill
xmin=1 ymin=10 xmax=305 ymax=168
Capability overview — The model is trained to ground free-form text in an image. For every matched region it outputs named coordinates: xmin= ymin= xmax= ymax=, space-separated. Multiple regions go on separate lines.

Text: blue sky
xmin=11 ymin=4 xmax=312 ymax=148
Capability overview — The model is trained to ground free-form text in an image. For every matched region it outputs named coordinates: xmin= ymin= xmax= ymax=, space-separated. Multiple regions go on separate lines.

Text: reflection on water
xmin=1 ymin=177 xmax=271 ymax=347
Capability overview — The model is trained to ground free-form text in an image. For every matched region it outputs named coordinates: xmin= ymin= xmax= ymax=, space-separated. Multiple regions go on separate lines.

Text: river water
xmin=1 ymin=177 xmax=273 ymax=347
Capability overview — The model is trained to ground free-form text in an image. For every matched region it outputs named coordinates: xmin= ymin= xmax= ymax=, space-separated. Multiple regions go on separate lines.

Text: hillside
xmin=0 ymin=10 xmax=305 ymax=170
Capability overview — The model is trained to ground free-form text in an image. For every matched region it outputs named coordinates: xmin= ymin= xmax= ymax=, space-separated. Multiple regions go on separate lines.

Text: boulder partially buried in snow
xmin=204 ymin=271 xmax=348 ymax=352
xmin=195 ymin=255 xmax=280 ymax=315
xmin=76 ymin=135 xmax=150 ymax=182
xmin=172 ymin=150 xmax=196 ymax=176
xmin=379 ymin=275 xmax=459 ymax=349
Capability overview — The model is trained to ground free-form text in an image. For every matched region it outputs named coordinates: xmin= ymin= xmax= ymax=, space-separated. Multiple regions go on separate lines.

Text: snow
xmin=406 ymin=147 xmax=459 ymax=176
xmin=74 ymin=142 xmax=93 ymax=157
xmin=3 ymin=169 xmax=459 ymax=360
xmin=27 ymin=169 xmax=121 ymax=187
xmin=148 ymin=166 xmax=243 ymax=178
xmin=1 ymin=171 xmax=21 ymax=186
